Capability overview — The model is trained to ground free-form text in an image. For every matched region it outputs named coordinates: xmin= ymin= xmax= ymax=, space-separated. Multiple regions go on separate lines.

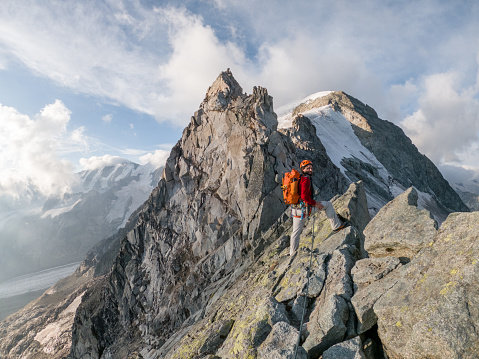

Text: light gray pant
xmin=290 ymin=201 xmax=342 ymax=256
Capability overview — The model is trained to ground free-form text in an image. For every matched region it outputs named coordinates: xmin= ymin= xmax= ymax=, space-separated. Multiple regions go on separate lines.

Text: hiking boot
xmin=333 ymin=221 xmax=349 ymax=233
xmin=337 ymin=213 xmax=349 ymax=223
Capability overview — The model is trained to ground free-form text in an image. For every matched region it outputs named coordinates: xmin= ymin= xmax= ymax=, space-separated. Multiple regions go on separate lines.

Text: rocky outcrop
xmin=349 ymin=201 xmax=479 ymax=358
xmin=350 ymin=186 xmax=438 ymax=338
xmin=364 ymin=187 xmax=438 ymax=259
xmin=322 ymin=336 xmax=366 ymax=359
xmin=160 ymin=181 xmax=370 ymax=359
xmin=258 ymin=321 xmax=309 ymax=359
xmin=373 ymin=211 xmax=479 ymax=358
xmin=350 ymin=257 xmax=402 ymax=335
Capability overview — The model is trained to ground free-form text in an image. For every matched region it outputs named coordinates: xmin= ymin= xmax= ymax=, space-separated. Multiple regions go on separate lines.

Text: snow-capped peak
xmin=277 ymin=91 xmax=332 ymax=128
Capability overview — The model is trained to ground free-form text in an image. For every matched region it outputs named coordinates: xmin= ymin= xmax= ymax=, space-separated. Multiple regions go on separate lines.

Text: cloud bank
xmin=0 ymin=101 xmax=169 ymax=201
xmin=0 ymin=100 xmax=80 ymax=199
xmin=401 ymin=72 xmax=479 ymax=166
xmin=0 ymin=0 xmax=479 ymax=181
xmin=139 ymin=149 xmax=170 ymax=169
xmin=79 ymin=155 xmax=131 ymax=171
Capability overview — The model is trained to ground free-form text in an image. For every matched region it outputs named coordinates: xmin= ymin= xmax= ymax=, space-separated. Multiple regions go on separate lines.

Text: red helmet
xmin=300 ymin=160 xmax=313 ymax=169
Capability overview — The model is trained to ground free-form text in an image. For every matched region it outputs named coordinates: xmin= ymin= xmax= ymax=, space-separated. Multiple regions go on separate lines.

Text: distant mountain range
xmin=451 ymin=178 xmax=479 ymax=211
xmin=0 ymin=160 xmax=162 ymax=282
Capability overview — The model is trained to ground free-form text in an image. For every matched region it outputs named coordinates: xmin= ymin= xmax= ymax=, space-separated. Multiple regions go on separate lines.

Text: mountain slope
xmin=278 ymin=91 xmax=468 ymax=222
xmin=70 ymin=69 xmax=303 ymax=357
xmin=0 ymin=70 xmax=472 ymax=359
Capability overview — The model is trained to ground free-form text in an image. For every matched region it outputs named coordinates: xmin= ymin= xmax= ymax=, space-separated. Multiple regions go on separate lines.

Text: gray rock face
xmin=364 ymin=187 xmax=438 ymax=259
xmin=70 ymin=70 xmax=301 ymax=357
xmin=322 ymin=336 xmax=366 ymax=359
xmin=302 ymin=228 xmax=362 ymax=357
xmin=257 ymin=321 xmax=309 ymax=359
xmin=373 ymin=211 xmax=479 ymax=358
xmin=350 ymin=257 xmax=403 ymax=334
xmin=274 ymin=252 xmax=327 ymax=303
xmin=351 ymin=257 xmax=402 ymax=291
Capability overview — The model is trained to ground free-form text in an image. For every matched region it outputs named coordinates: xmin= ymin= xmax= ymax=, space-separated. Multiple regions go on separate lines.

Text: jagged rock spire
xmin=203 ymin=68 xmax=244 ymax=111
xmin=70 ymin=70 xmax=299 ymax=357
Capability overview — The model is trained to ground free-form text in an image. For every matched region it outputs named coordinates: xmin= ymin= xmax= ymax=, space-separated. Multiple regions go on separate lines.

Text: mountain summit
xmin=203 ymin=68 xmax=243 ymax=110
xmin=278 ymin=90 xmax=468 ymax=222
xmin=70 ymin=70 xmax=301 ymax=357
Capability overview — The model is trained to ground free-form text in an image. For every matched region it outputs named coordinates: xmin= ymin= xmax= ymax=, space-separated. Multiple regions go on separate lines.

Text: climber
xmin=289 ymin=160 xmax=348 ymax=256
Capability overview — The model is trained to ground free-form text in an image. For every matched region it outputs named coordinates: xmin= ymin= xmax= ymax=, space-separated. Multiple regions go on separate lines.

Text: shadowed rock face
xmin=279 ymin=114 xmax=349 ymax=202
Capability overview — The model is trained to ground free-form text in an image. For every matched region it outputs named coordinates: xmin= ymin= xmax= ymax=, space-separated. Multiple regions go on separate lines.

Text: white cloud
xmin=80 ymin=149 xmax=170 ymax=171
xmin=0 ymin=1 xmax=163 ymax=116
xmin=154 ymin=7 xmax=248 ymax=121
xmin=0 ymin=101 xmax=82 ymax=199
xmin=120 ymin=148 xmax=147 ymax=157
xmin=1 ymin=0 xmax=479 ymax=176
xmin=400 ymin=72 xmax=479 ymax=165
xmin=247 ymin=33 xmax=383 ymax=109
xmin=79 ymin=155 xmax=130 ymax=171
xmin=0 ymin=2 xmax=248 ymax=125
xmin=438 ymin=163 xmax=479 ymax=187
xmin=139 ymin=149 xmax=170 ymax=168
xmin=102 ymin=114 xmax=113 ymax=124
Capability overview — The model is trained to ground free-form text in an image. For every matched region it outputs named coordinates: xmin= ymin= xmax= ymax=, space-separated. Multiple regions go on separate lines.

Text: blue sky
xmin=1 ymin=0 xmax=479 ymax=199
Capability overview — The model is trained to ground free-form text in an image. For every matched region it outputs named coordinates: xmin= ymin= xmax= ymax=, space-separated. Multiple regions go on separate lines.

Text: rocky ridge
xmin=0 ymin=70 xmax=474 ymax=359
xmin=350 ymin=189 xmax=479 ymax=358
xmin=70 ymin=69 xmax=304 ymax=358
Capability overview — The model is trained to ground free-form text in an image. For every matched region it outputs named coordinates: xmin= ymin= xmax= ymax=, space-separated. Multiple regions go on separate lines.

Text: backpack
xmin=281 ymin=169 xmax=301 ymax=204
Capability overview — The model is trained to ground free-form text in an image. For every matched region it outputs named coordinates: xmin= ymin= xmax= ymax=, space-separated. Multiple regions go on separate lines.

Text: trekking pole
xmin=294 ymin=207 xmax=315 ymax=359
